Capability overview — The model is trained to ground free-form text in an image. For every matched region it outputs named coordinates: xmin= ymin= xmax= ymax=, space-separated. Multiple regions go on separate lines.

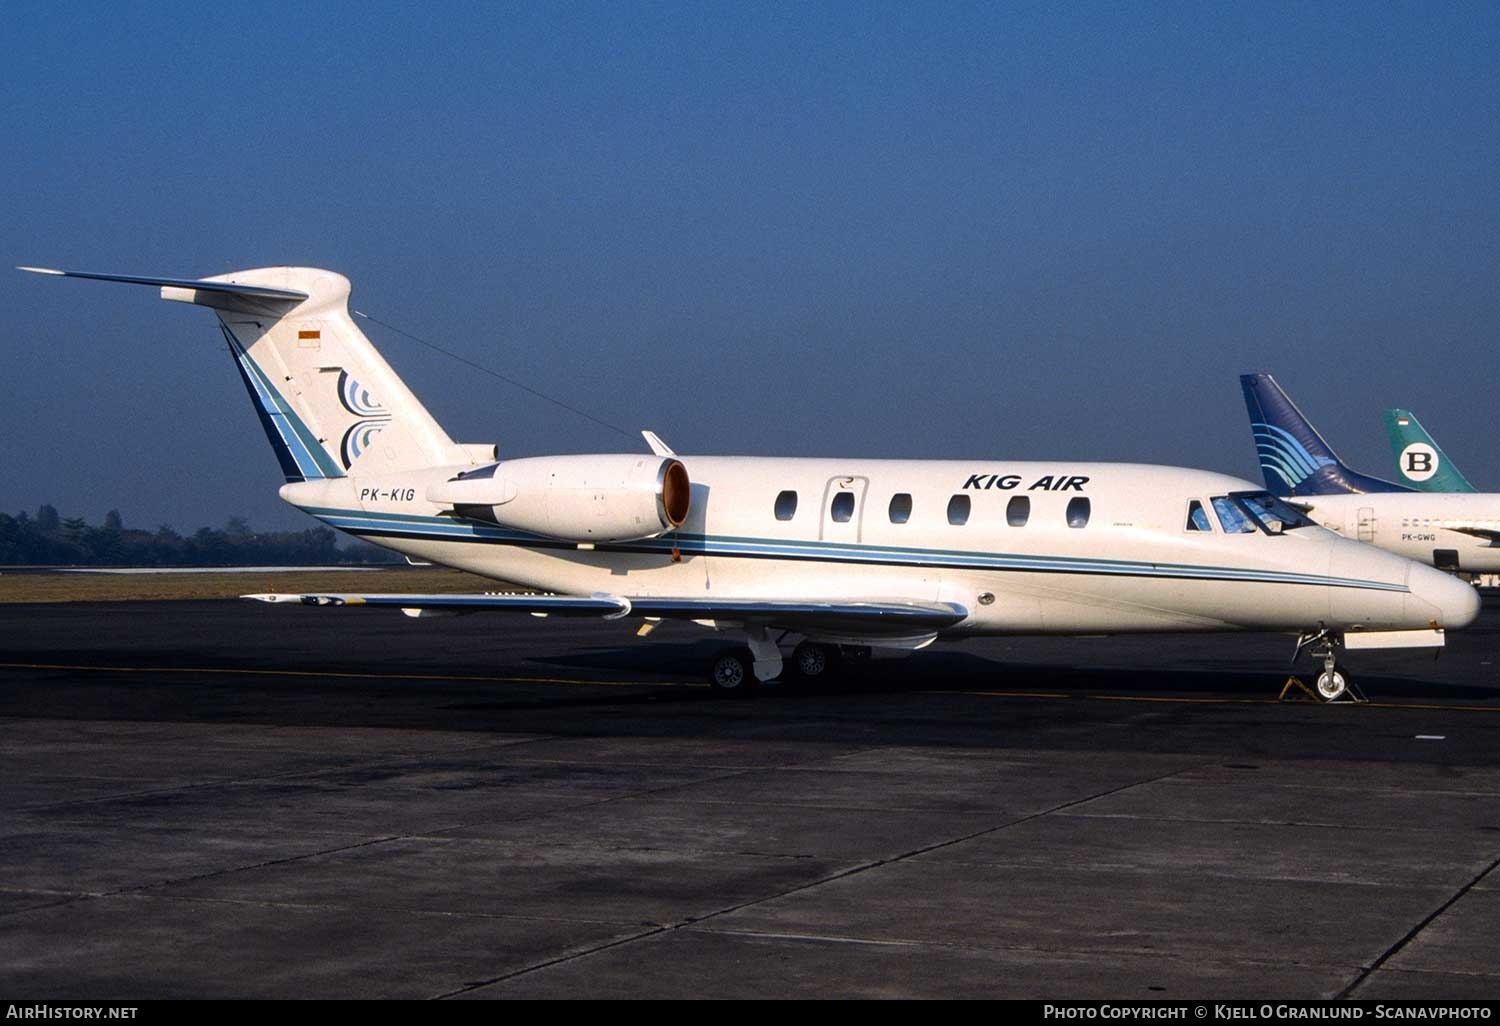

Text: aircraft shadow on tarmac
xmin=530 ymin=638 xmax=1500 ymax=704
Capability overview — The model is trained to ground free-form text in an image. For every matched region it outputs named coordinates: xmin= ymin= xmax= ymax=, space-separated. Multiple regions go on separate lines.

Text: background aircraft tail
xmin=1239 ymin=373 xmax=1409 ymax=496
xmin=22 ymin=267 xmax=488 ymax=482
xmin=1383 ymin=409 xmax=1475 ymax=492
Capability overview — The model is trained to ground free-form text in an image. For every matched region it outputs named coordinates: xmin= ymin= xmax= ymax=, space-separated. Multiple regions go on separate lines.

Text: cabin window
xmin=1006 ymin=495 xmax=1030 ymax=527
xmin=947 ymin=494 xmax=971 ymax=525
xmin=831 ymin=491 xmax=855 ymax=523
xmin=1066 ymin=497 xmax=1091 ymax=528
xmin=774 ymin=490 xmax=798 ymax=521
xmin=889 ymin=493 xmax=913 ymax=524
xmin=1186 ymin=500 xmax=1212 ymax=532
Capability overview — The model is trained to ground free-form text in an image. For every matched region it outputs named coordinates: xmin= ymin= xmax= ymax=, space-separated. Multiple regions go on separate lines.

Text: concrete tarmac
xmin=2 ymin=598 xmax=1499 ymax=999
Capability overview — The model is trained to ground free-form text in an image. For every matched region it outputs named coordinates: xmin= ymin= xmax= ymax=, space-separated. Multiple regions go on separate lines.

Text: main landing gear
xmin=706 ymin=639 xmax=865 ymax=694
xmin=709 ymin=649 xmax=756 ymax=694
xmin=1282 ymin=630 xmax=1366 ymax=704
xmin=791 ymin=641 xmax=841 ymax=681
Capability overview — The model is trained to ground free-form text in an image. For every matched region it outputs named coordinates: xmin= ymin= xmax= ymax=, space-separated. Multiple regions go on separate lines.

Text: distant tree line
xmin=0 ymin=505 xmax=403 ymax=567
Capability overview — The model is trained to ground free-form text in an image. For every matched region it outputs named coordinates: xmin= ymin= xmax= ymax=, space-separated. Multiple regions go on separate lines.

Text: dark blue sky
xmin=5 ymin=1 xmax=1498 ymax=532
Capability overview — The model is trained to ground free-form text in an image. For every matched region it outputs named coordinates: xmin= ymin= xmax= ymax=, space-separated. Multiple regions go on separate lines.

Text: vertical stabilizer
xmin=21 ymin=265 xmax=479 ymax=481
xmin=1383 ymin=409 xmax=1476 ymax=492
xmin=1239 ymin=373 xmax=1410 ymax=496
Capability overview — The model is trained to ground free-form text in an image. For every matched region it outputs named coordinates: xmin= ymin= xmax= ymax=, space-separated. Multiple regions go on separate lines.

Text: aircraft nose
xmin=1407 ymin=563 xmax=1481 ymax=630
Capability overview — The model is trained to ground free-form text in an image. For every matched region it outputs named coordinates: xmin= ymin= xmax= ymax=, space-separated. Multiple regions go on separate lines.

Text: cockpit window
xmin=1236 ymin=492 xmax=1314 ymax=534
xmin=1211 ymin=492 xmax=1315 ymax=536
xmin=1186 ymin=500 xmax=1212 ymax=532
xmin=1212 ymin=497 xmax=1257 ymax=534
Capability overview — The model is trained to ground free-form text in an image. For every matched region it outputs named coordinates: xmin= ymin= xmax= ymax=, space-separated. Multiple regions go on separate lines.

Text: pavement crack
xmin=435 ymin=925 xmax=669 ymax=999
xmin=1337 ymin=852 xmax=1500 ymax=999
xmin=445 ymin=759 xmax=1208 ymax=996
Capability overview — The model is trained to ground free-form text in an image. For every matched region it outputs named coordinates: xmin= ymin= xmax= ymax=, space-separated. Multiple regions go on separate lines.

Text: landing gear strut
xmin=708 ymin=627 xmax=783 ymax=694
xmin=1286 ymin=630 xmax=1365 ymax=703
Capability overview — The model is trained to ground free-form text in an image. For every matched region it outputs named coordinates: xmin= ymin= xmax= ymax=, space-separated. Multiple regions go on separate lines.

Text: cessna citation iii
xmin=22 ymin=267 xmax=1480 ymax=701
xmin=1243 ymin=373 xmax=1500 ymax=575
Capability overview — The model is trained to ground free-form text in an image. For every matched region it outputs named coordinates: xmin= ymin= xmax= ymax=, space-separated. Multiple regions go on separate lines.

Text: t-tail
xmin=1239 ymin=373 xmax=1410 ymax=497
xmin=1383 ymin=408 xmax=1476 ymax=493
xmin=18 ymin=266 xmax=491 ymax=482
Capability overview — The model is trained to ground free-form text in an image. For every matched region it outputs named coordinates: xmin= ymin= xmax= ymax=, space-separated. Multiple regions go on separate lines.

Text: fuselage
xmin=1290 ymin=492 xmax=1500 ymax=573
xmin=282 ymin=457 xmax=1479 ymax=639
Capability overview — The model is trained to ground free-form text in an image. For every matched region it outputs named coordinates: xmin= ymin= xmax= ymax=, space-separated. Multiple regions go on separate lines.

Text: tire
xmin=792 ymin=642 xmax=836 ymax=680
xmin=709 ymin=649 xmax=756 ymax=694
xmin=1316 ymin=667 xmax=1348 ymax=702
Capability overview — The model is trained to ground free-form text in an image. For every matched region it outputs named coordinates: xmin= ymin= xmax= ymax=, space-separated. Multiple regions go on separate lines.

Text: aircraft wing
xmin=1446 ymin=526 xmax=1500 ymax=545
xmin=245 ymin=591 xmax=968 ymax=636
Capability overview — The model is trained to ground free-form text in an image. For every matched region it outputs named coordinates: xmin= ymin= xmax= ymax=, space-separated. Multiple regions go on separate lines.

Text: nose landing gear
xmin=1282 ymin=630 xmax=1366 ymax=703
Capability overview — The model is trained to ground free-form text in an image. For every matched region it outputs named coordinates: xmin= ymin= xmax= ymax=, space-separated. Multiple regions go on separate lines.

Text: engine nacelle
xmin=426 ymin=455 xmax=691 ymax=543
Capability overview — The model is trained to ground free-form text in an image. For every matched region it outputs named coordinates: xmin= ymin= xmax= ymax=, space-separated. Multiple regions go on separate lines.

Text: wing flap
xmin=245 ymin=592 xmax=628 ymax=615
xmin=244 ymin=592 xmax=969 ymax=635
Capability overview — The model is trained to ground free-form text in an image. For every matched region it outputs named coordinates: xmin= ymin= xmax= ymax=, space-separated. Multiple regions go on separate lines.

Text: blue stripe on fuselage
xmin=296 ymin=506 xmax=1407 ymax=593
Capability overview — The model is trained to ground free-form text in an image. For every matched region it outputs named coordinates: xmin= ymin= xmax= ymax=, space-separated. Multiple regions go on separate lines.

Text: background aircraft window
xmin=1211 ymin=496 xmax=1256 ymax=534
xmin=1066 ymin=497 xmax=1090 ymax=528
xmin=1007 ymin=495 xmax=1030 ymax=527
xmin=947 ymin=494 xmax=970 ymax=525
xmin=831 ymin=491 xmax=855 ymax=523
xmin=774 ymin=490 xmax=798 ymax=521
xmin=889 ymin=493 xmax=912 ymax=524
xmin=1186 ymin=500 xmax=1212 ymax=532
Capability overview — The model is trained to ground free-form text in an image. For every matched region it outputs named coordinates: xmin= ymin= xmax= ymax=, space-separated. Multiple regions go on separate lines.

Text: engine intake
xmin=427 ymin=455 xmax=691 ymax=543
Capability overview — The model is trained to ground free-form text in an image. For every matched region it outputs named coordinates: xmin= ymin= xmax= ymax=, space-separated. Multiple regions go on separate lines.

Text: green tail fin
xmin=1383 ymin=408 xmax=1476 ymax=492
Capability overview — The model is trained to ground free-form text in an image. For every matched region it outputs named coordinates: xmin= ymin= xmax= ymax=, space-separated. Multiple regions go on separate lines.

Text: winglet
xmin=642 ymin=430 xmax=676 ymax=457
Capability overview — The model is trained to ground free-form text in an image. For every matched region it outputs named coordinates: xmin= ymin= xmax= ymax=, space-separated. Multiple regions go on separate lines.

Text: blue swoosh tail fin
xmin=1240 ymin=373 xmax=1409 ymax=496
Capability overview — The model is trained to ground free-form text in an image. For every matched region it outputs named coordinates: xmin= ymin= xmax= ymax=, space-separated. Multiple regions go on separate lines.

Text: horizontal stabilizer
xmin=245 ymin=592 xmax=969 ymax=635
xmin=18 ymin=266 xmax=308 ymax=301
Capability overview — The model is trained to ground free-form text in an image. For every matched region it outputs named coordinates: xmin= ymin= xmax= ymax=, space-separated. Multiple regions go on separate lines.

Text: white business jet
xmin=21 ymin=267 xmax=1480 ymax=701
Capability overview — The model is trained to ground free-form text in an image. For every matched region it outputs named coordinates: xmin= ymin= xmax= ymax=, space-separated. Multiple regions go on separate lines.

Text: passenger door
xmin=820 ymin=476 xmax=870 ymax=545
